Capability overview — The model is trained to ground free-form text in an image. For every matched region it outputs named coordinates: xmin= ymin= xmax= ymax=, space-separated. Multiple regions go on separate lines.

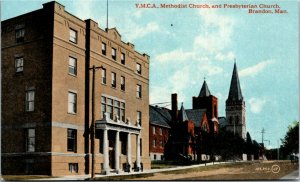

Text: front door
xmin=109 ymin=140 xmax=115 ymax=169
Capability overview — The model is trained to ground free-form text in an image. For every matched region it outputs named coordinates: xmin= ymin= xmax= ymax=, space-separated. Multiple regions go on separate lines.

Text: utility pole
xmin=90 ymin=65 xmax=103 ymax=179
xmin=261 ymin=128 xmax=265 ymax=147
xmin=277 ymin=140 xmax=280 ymax=160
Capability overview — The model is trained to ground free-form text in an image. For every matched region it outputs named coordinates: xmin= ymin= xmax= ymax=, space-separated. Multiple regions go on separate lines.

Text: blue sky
xmin=2 ymin=0 xmax=299 ymax=149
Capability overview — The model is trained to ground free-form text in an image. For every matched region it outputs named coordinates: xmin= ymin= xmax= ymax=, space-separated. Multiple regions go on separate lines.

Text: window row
xmin=101 ymin=70 xmax=125 ymax=91
xmin=152 ymin=126 xmax=163 ymax=135
xmin=152 ymin=139 xmax=165 ymax=148
xmin=101 ymin=96 xmax=125 ymax=121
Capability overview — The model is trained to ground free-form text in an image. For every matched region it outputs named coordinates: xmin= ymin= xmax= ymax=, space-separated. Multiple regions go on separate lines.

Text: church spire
xmin=178 ymin=102 xmax=188 ymax=122
xmin=227 ymin=62 xmax=243 ymax=101
xmin=199 ymin=80 xmax=211 ymax=97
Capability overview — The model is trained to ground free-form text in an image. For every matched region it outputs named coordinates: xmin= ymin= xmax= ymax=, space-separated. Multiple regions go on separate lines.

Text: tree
xmin=281 ymin=121 xmax=299 ymax=155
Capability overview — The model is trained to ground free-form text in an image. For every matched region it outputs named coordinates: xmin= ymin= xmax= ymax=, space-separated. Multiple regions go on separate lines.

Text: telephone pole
xmin=90 ymin=65 xmax=103 ymax=179
xmin=261 ymin=128 xmax=265 ymax=146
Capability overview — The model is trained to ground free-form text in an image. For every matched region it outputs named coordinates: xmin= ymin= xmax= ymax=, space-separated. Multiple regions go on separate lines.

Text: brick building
xmin=149 ymin=105 xmax=171 ymax=161
xmin=1 ymin=1 xmax=150 ymax=175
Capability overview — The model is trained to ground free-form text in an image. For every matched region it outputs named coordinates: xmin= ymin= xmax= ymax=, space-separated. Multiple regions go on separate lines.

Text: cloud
xmin=155 ymin=49 xmax=195 ymax=62
xmin=239 ymin=60 xmax=274 ymax=77
xmin=72 ymin=0 xmax=94 ymax=20
xmin=215 ymin=52 xmax=235 ymax=61
xmin=248 ymin=97 xmax=267 ymax=114
xmin=122 ymin=21 xmax=160 ymax=42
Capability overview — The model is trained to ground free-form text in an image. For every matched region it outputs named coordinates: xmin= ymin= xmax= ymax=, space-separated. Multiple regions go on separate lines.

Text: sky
xmin=1 ymin=0 xmax=299 ymax=149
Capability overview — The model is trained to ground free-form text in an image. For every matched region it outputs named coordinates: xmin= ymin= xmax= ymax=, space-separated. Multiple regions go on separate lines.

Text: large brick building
xmin=1 ymin=1 xmax=150 ymax=175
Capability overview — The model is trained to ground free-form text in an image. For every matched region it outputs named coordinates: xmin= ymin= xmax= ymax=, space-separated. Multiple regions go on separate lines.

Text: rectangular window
xmin=121 ymin=76 xmax=125 ymax=91
xmin=140 ymin=138 xmax=142 ymax=156
xmin=160 ymin=128 xmax=163 ymax=135
xmin=102 ymin=42 xmax=106 ymax=55
xmin=70 ymin=29 xmax=77 ymax=43
xmin=26 ymin=90 xmax=35 ymax=112
xmin=137 ymin=111 xmax=142 ymax=126
xmin=107 ymin=98 xmax=113 ymax=119
xmin=112 ymin=48 xmax=116 ymax=60
xmin=26 ymin=128 xmax=35 ymax=152
xmin=68 ymin=57 xmax=77 ymax=75
xmin=160 ymin=140 xmax=163 ymax=147
xmin=101 ymin=96 xmax=106 ymax=118
xmin=15 ymin=57 xmax=24 ymax=72
xmin=136 ymin=63 xmax=141 ymax=74
xmin=153 ymin=139 xmax=156 ymax=147
xmin=114 ymin=100 xmax=120 ymax=120
xmin=136 ymin=84 xmax=142 ymax=98
xmin=101 ymin=68 xmax=106 ymax=84
xmin=16 ymin=28 xmax=25 ymax=43
xmin=121 ymin=53 xmax=125 ymax=65
xmin=111 ymin=72 xmax=116 ymax=88
xmin=67 ymin=129 xmax=77 ymax=152
xmin=153 ymin=126 xmax=156 ymax=135
xmin=69 ymin=163 xmax=78 ymax=173
xmin=120 ymin=102 xmax=125 ymax=122
xmin=68 ymin=92 xmax=77 ymax=114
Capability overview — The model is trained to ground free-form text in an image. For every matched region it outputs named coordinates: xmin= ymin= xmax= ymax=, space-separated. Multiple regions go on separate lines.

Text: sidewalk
xmin=32 ymin=161 xmax=233 ymax=180
xmin=281 ymin=169 xmax=299 ymax=180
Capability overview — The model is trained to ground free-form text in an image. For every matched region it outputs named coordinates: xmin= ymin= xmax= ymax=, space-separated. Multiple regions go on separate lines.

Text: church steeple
xmin=227 ymin=62 xmax=243 ymax=101
xmin=199 ymin=80 xmax=211 ymax=97
xmin=178 ymin=103 xmax=189 ymax=122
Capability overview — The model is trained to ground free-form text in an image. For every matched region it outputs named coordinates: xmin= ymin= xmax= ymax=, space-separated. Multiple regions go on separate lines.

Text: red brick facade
xmin=149 ymin=124 xmax=169 ymax=160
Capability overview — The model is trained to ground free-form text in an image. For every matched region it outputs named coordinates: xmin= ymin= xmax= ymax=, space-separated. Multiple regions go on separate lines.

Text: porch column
xmin=103 ymin=129 xmax=109 ymax=174
xmin=127 ymin=132 xmax=132 ymax=172
xmin=136 ymin=134 xmax=141 ymax=171
xmin=115 ymin=131 xmax=120 ymax=173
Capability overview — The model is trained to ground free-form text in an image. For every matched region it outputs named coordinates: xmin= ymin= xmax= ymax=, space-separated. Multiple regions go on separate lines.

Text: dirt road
xmin=128 ymin=161 xmax=298 ymax=180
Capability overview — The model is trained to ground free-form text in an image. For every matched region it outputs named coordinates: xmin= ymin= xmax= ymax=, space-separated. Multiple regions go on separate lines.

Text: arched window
xmin=236 ymin=115 xmax=239 ymax=124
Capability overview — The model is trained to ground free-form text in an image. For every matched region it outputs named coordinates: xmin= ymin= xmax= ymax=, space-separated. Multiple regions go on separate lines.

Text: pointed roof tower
xmin=227 ymin=62 xmax=243 ymax=101
xmin=178 ymin=103 xmax=189 ymax=122
xmin=199 ymin=80 xmax=211 ymax=97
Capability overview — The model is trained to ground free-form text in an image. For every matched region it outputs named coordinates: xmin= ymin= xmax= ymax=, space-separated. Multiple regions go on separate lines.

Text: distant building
xmin=1 ymin=1 xmax=150 ymax=175
xmin=149 ymin=106 xmax=171 ymax=161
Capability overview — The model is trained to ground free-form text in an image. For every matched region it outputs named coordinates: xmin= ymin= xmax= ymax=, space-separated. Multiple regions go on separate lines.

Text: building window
xmin=101 ymin=96 xmax=125 ymax=121
xmin=112 ymin=48 xmax=116 ymax=60
xmin=68 ymin=57 xmax=77 ymax=75
xmin=15 ymin=57 xmax=24 ymax=72
xmin=69 ymin=29 xmax=77 ymax=43
xmin=25 ymin=90 xmax=35 ymax=112
xmin=68 ymin=92 xmax=77 ymax=114
xmin=120 ymin=102 xmax=125 ymax=122
xmin=102 ymin=42 xmax=106 ymax=55
xmin=101 ymin=68 xmax=106 ymax=84
xmin=136 ymin=84 xmax=142 ymax=98
xmin=154 ymin=154 xmax=156 ymax=160
xmin=121 ymin=53 xmax=125 ymax=65
xmin=136 ymin=63 xmax=141 ymax=74
xmin=67 ymin=129 xmax=77 ymax=152
xmin=16 ymin=28 xmax=25 ymax=43
xmin=121 ymin=137 xmax=127 ymax=155
xmin=229 ymin=116 xmax=233 ymax=125
xmin=114 ymin=100 xmax=120 ymax=120
xmin=153 ymin=126 xmax=156 ymax=135
xmin=107 ymin=98 xmax=113 ymax=119
xmin=69 ymin=163 xmax=78 ymax=173
xmin=160 ymin=140 xmax=163 ymax=147
xmin=236 ymin=115 xmax=239 ymax=124
xmin=25 ymin=128 xmax=35 ymax=152
xmin=111 ymin=72 xmax=116 ymax=88
xmin=159 ymin=128 xmax=163 ymax=135
xmin=121 ymin=76 xmax=125 ymax=91
xmin=137 ymin=111 xmax=142 ymax=126
xmin=140 ymin=138 xmax=142 ymax=156
xmin=153 ymin=140 xmax=156 ymax=147
xmin=101 ymin=96 xmax=106 ymax=118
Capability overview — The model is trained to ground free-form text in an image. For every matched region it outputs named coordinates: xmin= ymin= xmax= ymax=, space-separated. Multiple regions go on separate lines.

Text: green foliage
xmin=281 ymin=121 xmax=299 ymax=155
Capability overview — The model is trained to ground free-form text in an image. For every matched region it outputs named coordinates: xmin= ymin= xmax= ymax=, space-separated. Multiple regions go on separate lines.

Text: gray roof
xmin=186 ymin=109 xmax=206 ymax=127
xmin=178 ymin=103 xmax=189 ymax=122
xmin=149 ymin=105 xmax=171 ymax=128
xmin=218 ymin=117 xmax=227 ymax=128
xmin=199 ymin=80 xmax=211 ymax=97
xmin=227 ymin=63 xmax=243 ymax=101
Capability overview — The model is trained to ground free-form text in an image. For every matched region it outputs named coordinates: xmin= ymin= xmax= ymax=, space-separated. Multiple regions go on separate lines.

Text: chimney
xmin=171 ymin=93 xmax=178 ymax=122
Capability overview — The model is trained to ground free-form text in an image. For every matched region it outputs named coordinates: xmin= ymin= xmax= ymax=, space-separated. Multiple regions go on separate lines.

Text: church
xmin=160 ymin=62 xmax=247 ymax=161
